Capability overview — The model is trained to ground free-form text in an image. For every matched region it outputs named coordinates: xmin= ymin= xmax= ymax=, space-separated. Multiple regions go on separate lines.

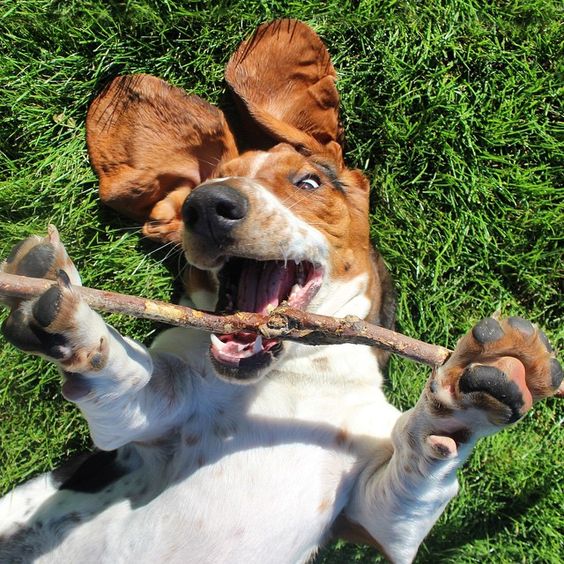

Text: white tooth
xmin=253 ymin=335 xmax=263 ymax=354
xmin=210 ymin=334 xmax=223 ymax=349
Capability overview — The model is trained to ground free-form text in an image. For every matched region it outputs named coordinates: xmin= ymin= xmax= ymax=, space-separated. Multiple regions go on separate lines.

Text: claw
xmin=550 ymin=358 xmax=563 ymax=391
xmin=47 ymin=224 xmax=61 ymax=245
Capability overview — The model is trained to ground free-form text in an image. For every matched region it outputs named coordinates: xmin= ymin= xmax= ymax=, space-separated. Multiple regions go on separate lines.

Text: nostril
xmin=216 ymin=200 xmax=245 ymax=221
xmin=183 ymin=204 xmax=199 ymax=228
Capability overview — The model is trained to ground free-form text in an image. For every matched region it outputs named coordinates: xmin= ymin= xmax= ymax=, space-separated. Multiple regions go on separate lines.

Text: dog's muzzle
xmin=182 ymin=183 xmax=248 ymax=248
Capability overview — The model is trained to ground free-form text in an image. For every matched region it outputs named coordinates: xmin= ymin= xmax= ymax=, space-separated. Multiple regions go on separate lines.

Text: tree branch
xmin=0 ymin=272 xmax=451 ymax=367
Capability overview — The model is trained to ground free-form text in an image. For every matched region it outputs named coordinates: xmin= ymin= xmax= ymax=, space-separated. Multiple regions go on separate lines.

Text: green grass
xmin=0 ymin=0 xmax=562 ymax=562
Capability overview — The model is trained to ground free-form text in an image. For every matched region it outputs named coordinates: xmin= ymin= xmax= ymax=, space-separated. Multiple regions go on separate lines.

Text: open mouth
xmin=210 ymin=258 xmax=323 ymax=379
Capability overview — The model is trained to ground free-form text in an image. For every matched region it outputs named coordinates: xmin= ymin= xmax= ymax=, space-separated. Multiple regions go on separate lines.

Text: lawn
xmin=0 ymin=0 xmax=562 ymax=562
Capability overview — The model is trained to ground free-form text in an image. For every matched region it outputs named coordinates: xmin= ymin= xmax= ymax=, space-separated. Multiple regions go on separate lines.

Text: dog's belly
xmin=0 ymin=339 xmax=396 ymax=563
xmin=0 ymin=427 xmax=359 ymax=563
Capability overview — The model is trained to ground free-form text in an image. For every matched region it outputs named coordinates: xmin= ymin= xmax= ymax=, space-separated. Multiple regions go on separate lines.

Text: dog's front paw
xmin=428 ymin=316 xmax=561 ymax=431
xmin=142 ymin=187 xmax=191 ymax=243
xmin=2 ymin=225 xmax=80 ymax=288
xmin=1 ymin=228 xmax=108 ymax=374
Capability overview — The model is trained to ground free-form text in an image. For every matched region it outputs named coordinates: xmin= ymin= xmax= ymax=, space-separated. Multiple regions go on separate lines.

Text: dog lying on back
xmin=0 ymin=19 xmax=561 ymax=564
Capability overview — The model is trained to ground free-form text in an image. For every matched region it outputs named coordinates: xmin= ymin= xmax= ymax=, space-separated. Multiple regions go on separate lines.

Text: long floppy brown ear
xmin=225 ymin=19 xmax=343 ymax=165
xmin=86 ymin=74 xmax=238 ymax=242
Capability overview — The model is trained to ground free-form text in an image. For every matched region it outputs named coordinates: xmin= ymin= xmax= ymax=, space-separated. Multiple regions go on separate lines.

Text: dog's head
xmin=86 ymin=20 xmax=394 ymax=382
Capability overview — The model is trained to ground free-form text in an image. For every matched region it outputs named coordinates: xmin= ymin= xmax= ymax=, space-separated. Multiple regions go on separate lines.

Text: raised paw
xmin=142 ymin=187 xmax=192 ymax=243
xmin=2 ymin=225 xmax=81 ymax=289
xmin=428 ymin=316 xmax=561 ymax=431
xmin=1 ymin=228 xmax=108 ymax=374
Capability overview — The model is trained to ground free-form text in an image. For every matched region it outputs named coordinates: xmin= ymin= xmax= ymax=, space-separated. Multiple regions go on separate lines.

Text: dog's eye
xmin=295 ymin=174 xmax=321 ymax=190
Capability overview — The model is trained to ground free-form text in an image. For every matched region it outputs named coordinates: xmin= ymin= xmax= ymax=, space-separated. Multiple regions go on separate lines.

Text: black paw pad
xmin=459 ymin=365 xmax=524 ymax=423
xmin=2 ymin=309 xmax=45 ymax=352
xmin=5 ymin=240 xmax=26 ymax=264
xmin=472 ymin=318 xmax=504 ymax=344
xmin=32 ymin=285 xmax=63 ymax=328
xmin=16 ymin=243 xmax=55 ymax=278
xmin=550 ymin=359 xmax=563 ymax=390
xmin=508 ymin=316 xmax=534 ymax=337
xmin=2 ymin=309 xmax=68 ymax=358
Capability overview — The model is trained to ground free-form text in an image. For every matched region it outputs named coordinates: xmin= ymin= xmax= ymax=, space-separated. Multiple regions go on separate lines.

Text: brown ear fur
xmin=225 ymin=19 xmax=343 ymax=164
xmin=86 ymin=74 xmax=238 ymax=242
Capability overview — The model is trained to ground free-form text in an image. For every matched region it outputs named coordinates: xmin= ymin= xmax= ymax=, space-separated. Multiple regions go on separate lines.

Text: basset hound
xmin=0 ymin=19 xmax=561 ymax=564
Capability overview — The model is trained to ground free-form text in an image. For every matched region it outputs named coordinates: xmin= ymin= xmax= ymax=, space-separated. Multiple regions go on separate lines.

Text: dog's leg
xmin=342 ymin=317 xmax=562 ymax=564
xmin=2 ymin=229 xmax=194 ymax=450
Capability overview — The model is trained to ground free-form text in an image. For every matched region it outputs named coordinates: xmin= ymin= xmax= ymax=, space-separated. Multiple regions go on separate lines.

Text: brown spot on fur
xmin=332 ymin=514 xmax=393 ymax=561
xmin=197 ymin=454 xmax=206 ymax=468
xmin=317 ymin=498 xmax=332 ymax=513
xmin=335 ymin=428 xmax=349 ymax=446
xmin=313 ymin=357 xmax=329 ymax=371
xmin=184 ymin=434 xmax=200 ymax=446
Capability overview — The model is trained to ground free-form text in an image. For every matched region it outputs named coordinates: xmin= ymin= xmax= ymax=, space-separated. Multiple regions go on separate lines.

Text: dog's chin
xmin=209 ymin=342 xmax=284 ymax=384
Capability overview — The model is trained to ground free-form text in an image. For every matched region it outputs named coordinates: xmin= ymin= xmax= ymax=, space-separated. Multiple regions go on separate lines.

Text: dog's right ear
xmin=225 ymin=19 xmax=343 ymax=165
xmin=86 ymin=74 xmax=238 ymax=242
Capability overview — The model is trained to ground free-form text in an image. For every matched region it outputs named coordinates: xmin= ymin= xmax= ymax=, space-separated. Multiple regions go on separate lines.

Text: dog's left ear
xmin=225 ymin=19 xmax=343 ymax=166
xmin=86 ymin=74 xmax=238 ymax=242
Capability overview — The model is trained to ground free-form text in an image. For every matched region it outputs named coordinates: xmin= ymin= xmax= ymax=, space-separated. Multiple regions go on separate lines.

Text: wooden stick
xmin=0 ymin=272 xmax=452 ymax=367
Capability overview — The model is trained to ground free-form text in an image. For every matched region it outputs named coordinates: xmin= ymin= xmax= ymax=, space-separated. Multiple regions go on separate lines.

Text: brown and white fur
xmin=0 ymin=20 xmax=561 ymax=564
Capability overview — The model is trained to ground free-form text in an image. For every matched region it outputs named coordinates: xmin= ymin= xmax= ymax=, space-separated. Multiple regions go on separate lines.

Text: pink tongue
xmin=237 ymin=262 xmax=295 ymax=313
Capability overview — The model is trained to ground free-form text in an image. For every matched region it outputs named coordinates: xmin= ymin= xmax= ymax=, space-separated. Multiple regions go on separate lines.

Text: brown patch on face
xmin=184 ymin=143 xmax=379 ymax=291
xmin=182 ymin=265 xmax=218 ymax=305
xmin=143 ymin=186 xmax=191 ymax=242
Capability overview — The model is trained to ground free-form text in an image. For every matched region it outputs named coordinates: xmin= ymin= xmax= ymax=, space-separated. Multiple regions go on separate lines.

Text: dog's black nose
xmin=182 ymin=184 xmax=248 ymax=245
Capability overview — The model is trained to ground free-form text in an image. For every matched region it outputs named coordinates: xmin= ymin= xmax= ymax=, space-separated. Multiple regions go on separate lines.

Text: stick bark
xmin=0 ymin=272 xmax=451 ymax=367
